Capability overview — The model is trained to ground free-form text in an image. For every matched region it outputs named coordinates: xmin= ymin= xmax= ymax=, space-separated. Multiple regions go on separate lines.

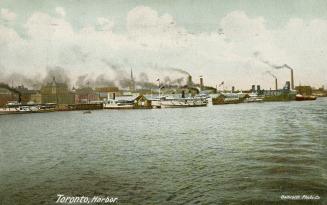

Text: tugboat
xmin=295 ymin=94 xmax=317 ymax=101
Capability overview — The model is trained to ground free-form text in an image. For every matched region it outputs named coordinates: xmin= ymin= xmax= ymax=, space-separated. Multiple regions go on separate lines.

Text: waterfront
xmin=0 ymin=98 xmax=326 ymax=204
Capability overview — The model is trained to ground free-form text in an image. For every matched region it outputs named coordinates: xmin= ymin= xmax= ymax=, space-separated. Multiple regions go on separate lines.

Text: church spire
xmin=130 ymin=68 xmax=135 ymax=91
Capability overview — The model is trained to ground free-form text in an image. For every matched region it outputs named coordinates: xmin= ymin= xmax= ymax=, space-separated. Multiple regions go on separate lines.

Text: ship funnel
xmin=182 ymin=90 xmax=185 ymax=98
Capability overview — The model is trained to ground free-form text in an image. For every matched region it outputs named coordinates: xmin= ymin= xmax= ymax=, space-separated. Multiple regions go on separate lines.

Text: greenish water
xmin=0 ymin=98 xmax=326 ymax=205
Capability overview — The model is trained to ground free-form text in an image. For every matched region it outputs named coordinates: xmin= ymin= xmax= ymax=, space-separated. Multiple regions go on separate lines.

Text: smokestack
xmin=187 ymin=75 xmax=193 ymax=86
xmin=232 ymin=86 xmax=235 ymax=93
xmin=291 ymin=69 xmax=294 ymax=90
xmin=200 ymin=76 xmax=203 ymax=90
xmin=130 ymin=68 xmax=135 ymax=91
xmin=181 ymin=90 xmax=185 ymax=98
xmin=257 ymin=85 xmax=261 ymax=92
xmin=285 ymin=81 xmax=290 ymax=90
xmin=283 ymin=64 xmax=294 ymax=90
xmin=252 ymin=85 xmax=255 ymax=93
xmin=275 ymin=78 xmax=278 ymax=90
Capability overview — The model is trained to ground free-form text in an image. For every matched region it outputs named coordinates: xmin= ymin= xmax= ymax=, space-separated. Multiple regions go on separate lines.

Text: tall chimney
xmin=252 ymin=85 xmax=255 ymax=93
xmin=290 ymin=69 xmax=294 ymax=90
xmin=187 ymin=75 xmax=193 ymax=86
xmin=275 ymin=78 xmax=278 ymax=90
xmin=232 ymin=86 xmax=235 ymax=93
xmin=200 ymin=76 xmax=203 ymax=90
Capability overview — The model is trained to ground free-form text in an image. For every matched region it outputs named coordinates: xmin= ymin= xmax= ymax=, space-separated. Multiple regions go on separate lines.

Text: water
xmin=0 ymin=99 xmax=326 ymax=205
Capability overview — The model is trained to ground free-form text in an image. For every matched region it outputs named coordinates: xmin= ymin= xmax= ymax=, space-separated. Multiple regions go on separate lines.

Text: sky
xmin=0 ymin=0 xmax=327 ymax=89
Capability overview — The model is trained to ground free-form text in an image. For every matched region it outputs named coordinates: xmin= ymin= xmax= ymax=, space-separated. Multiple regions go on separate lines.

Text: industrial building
xmin=0 ymin=87 xmax=19 ymax=107
xmin=95 ymin=86 xmax=121 ymax=100
xmin=15 ymin=85 xmax=39 ymax=104
xmin=40 ymin=77 xmax=75 ymax=104
xmin=74 ymin=87 xmax=99 ymax=104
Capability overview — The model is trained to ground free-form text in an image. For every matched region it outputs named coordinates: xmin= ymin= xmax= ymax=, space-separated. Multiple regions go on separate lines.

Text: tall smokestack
xmin=291 ymin=69 xmax=294 ymax=90
xmin=187 ymin=75 xmax=193 ymax=86
xmin=275 ymin=78 xmax=278 ymax=90
xmin=283 ymin=64 xmax=294 ymax=90
xmin=200 ymin=76 xmax=203 ymax=90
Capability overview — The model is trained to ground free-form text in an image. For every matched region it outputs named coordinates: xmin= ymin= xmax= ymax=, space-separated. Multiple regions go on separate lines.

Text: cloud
xmin=126 ymin=6 xmax=186 ymax=45
xmin=55 ymin=7 xmax=66 ymax=17
xmin=1 ymin=8 xmax=16 ymax=21
xmin=24 ymin=11 xmax=74 ymax=40
xmin=0 ymin=7 xmax=326 ymax=89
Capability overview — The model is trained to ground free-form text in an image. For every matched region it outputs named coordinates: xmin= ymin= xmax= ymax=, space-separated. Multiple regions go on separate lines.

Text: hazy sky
xmin=1 ymin=0 xmax=326 ymax=89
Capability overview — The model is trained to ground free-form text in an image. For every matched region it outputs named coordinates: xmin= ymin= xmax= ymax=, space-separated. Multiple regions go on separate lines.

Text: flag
xmin=219 ymin=81 xmax=224 ymax=87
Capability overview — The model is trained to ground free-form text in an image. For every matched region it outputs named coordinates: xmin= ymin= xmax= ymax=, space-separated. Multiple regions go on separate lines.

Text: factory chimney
xmin=232 ymin=86 xmax=235 ymax=93
xmin=275 ymin=78 xmax=278 ymax=90
xmin=283 ymin=64 xmax=294 ymax=90
xmin=291 ymin=69 xmax=294 ymax=90
xmin=200 ymin=76 xmax=204 ymax=90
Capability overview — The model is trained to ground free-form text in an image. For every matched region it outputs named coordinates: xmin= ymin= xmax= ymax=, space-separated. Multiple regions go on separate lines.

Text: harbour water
xmin=0 ymin=98 xmax=326 ymax=204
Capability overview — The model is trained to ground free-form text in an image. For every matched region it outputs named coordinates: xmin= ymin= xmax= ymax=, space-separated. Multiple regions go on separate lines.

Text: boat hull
xmin=103 ymin=105 xmax=134 ymax=109
xmin=212 ymin=97 xmax=241 ymax=105
xmin=295 ymin=95 xmax=317 ymax=101
xmin=159 ymin=98 xmax=208 ymax=108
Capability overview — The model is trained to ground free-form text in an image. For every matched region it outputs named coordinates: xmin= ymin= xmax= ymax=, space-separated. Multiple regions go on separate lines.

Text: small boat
xmin=295 ymin=94 xmax=317 ymax=101
xmin=83 ymin=110 xmax=92 ymax=114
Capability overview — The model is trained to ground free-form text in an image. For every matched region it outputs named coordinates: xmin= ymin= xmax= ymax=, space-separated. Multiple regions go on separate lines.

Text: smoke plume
xmin=265 ymin=71 xmax=277 ymax=79
xmin=253 ymin=51 xmax=293 ymax=71
xmin=43 ymin=66 xmax=71 ymax=85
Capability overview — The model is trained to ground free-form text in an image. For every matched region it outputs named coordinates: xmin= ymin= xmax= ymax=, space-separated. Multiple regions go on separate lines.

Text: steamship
xmin=156 ymin=96 xmax=208 ymax=108
xmin=212 ymin=93 xmax=246 ymax=105
xmin=103 ymin=99 xmax=134 ymax=109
